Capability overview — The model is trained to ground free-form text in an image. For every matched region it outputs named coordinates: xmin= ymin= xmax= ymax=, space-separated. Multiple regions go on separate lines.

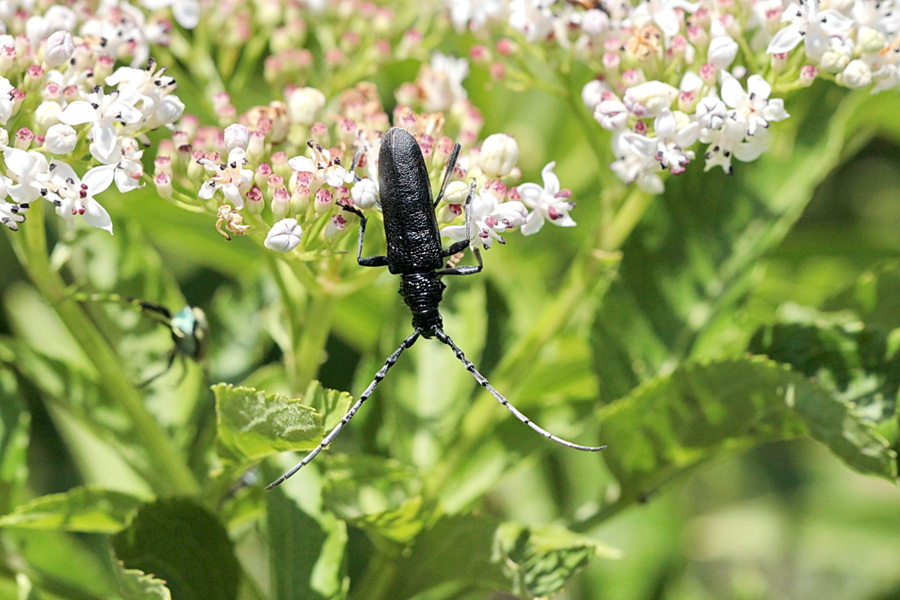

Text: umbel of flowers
xmin=0 ymin=2 xmax=182 ymax=233
xmin=160 ymin=73 xmax=576 ymax=255
xmin=449 ymin=0 xmax=900 ymax=192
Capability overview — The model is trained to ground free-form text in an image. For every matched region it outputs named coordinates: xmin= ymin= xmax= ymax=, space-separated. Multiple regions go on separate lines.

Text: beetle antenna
xmin=266 ymin=330 xmax=422 ymax=490
xmin=433 ymin=328 xmax=606 ymax=453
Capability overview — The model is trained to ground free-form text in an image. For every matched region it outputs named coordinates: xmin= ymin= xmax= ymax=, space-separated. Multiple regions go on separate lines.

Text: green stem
xmin=10 ymin=204 xmax=198 ymax=495
xmin=349 ymin=550 xmax=398 ymax=600
xmin=292 ymin=278 xmax=337 ymax=391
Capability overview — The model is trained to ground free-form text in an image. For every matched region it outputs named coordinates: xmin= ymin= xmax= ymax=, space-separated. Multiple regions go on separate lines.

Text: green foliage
xmin=111 ymin=499 xmax=240 ymax=600
xmin=0 ymin=486 xmax=144 ymax=533
xmin=112 ymin=558 xmax=173 ymax=600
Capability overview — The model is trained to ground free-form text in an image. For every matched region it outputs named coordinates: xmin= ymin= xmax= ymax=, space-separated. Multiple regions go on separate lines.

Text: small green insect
xmin=74 ymin=293 xmax=208 ymax=387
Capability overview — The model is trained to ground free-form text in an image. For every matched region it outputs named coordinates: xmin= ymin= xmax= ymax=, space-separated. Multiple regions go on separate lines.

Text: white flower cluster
xmin=0 ymin=1 xmax=181 ymax=233
xmin=448 ymin=0 xmax=900 ymax=190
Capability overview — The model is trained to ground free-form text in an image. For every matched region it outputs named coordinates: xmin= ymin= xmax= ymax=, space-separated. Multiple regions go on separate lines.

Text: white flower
xmin=447 ymin=0 xmax=505 ymax=31
xmin=649 ymin=110 xmax=699 ymax=174
xmin=442 ymin=189 xmax=527 ymax=248
xmin=0 ymin=176 xmax=27 ymax=231
xmin=265 ymin=218 xmax=303 ymax=252
xmin=838 ymin=59 xmax=873 ymax=88
xmin=3 ymin=148 xmax=52 ymax=204
xmin=57 ymin=87 xmax=143 ymax=161
xmin=632 ymin=0 xmax=700 ymax=37
xmin=45 ymin=124 xmax=77 ymax=154
xmin=610 ymin=132 xmax=665 ymax=194
xmin=767 ymin=0 xmax=854 ymax=59
xmin=0 ymin=76 xmax=17 ymax=125
xmin=198 ymin=147 xmax=254 ymax=209
xmin=46 ymin=161 xmax=116 ymax=234
xmin=289 ymin=143 xmax=353 ymax=188
xmin=479 ymin=133 xmax=518 ymax=178
xmin=701 ymin=127 xmax=770 ymax=174
xmin=509 ymin=0 xmax=556 ymax=42
xmin=695 ymin=96 xmax=728 ymax=130
xmin=517 ymin=162 xmax=577 ymax=235
xmin=720 ymin=74 xmax=789 ymax=137
xmin=582 ymin=79 xmax=608 ymax=110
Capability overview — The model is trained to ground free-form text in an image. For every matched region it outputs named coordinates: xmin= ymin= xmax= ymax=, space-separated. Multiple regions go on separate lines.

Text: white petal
xmin=57 ymin=101 xmax=96 ymax=125
xmin=82 ymin=198 xmax=114 ymax=234
xmin=82 ymin=164 xmax=116 ymax=194
xmin=92 ymin=122 xmax=119 ymax=160
xmin=719 ymin=76 xmax=746 ymax=108
xmin=819 ymin=9 xmax=853 ymax=35
xmin=746 ymin=75 xmax=771 ymax=100
xmin=655 ymin=110 xmax=677 ymax=138
xmin=539 ymin=162 xmax=560 ymax=194
xmin=440 ymin=225 xmax=467 ymax=241
xmin=654 ymin=8 xmax=682 ymax=37
xmin=516 ymin=183 xmax=544 ymax=208
xmin=199 ymin=180 xmax=217 ymax=199
xmin=766 ymin=25 xmax=803 ymax=54
xmin=173 ymin=1 xmax=200 ymax=28
xmin=520 ymin=210 xmax=545 ymax=236
xmin=288 ymin=156 xmax=316 ymax=172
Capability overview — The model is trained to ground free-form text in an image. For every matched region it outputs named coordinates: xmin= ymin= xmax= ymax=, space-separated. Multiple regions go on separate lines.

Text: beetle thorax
xmin=399 ymin=271 xmax=445 ymax=336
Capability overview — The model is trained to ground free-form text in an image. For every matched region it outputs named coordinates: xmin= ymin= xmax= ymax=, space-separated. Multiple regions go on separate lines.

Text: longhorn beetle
xmin=266 ymin=128 xmax=605 ymax=490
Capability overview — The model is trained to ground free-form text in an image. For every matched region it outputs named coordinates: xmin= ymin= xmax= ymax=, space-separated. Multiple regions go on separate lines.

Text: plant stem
xmin=10 ymin=203 xmax=198 ymax=495
xmin=291 ymin=269 xmax=338 ymax=391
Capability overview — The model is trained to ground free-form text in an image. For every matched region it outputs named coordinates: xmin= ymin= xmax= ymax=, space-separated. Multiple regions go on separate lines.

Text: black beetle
xmin=266 ymin=128 xmax=604 ymax=489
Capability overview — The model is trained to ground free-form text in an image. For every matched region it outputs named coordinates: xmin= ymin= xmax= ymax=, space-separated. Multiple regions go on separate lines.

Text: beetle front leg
xmin=341 ymin=203 xmax=388 ymax=268
xmin=439 ymin=179 xmax=483 ymax=276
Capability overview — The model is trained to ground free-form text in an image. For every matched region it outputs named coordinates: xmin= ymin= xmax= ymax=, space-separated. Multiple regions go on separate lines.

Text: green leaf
xmin=112 ymin=556 xmax=173 ymax=600
xmin=376 ymin=514 xmax=616 ymax=600
xmin=321 ymin=455 xmax=432 ymax=544
xmin=0 ymin=486 xmax=144 ymax=534
xmin=302 ymin=380 xmax=353 ymax=433
xmin=266 ymin=464 xmax=348 ymax=600
xmin=599 ymin=357 xmax=897 ymax=502
xmin=0 ymin=368 xmax=28 ymax=515
xmin=824 ymin=261 xmax=900 ymax=331
xmin=496 ymin=522 xmax=619 ymax=599
xmin=111 ymin=498 xmax=240 ymax=600
xmin=748 ymin=304 xmax=900 ymax=422
xmin=213 ymin=383 xmax=325 ymax=466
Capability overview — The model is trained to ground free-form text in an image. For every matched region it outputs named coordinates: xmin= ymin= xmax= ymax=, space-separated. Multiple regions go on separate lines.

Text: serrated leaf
xmin=214 ymin=383 xmax=324 ymax=465
xmin=599 ymin=357 xmax=897 ymax=502
xmin=321 ymin=455 xmax=432 ymax=544
xmin=112 ymin=556 xmax=172 ymax=600
xmin=748 ymin=305 xmax=900 ymax=422
xmin=111 ymin=498 xmax=239 ymax=600
xmin=302 ymin=380 xmax=353 ymax=433
xmin=496 ymin=522 xmax=619 ymax=599
xmin=266 ymin=464 xmax=348 ymax=600
xmin=376 ymin=514 xmax=616 ymax=600
xmin=0 ymin=486 xmax=144 ymax=533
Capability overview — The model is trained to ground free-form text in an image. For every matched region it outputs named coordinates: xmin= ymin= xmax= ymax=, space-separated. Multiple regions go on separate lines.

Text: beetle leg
xmin=138 ymin=348 xmax=178 ymax=388
xmin=433 ymin=143 xmax=462 ymax=208
xmin=266 ymin=330 xmax=421 ymax=490
xmin=341 ymin=203 xmax=389 ymax=267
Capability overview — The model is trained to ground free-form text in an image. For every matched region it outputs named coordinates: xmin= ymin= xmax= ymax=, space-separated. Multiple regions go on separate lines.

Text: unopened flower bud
xmin=799 ymin=65 xmax=819 ymax=87
xmin=44 ymin=123 xmax=77 ymax=154
xmin=595 ymin=100 xmax=628 ymax=130
xmin=583 ymin=9 xmax=609 ymax=36
xmin=324 ymin=214 xmax=348 ymax=239
xmin=582 ymin=79 xmax=606 ymax=110
xmin=224 ymin=123 xmax=251 ymax=151
xmin=248 ymin=130 xmax=266 ymax=161
xmin=43 ymin=30 xmax=74 ymax=68
xmin=770 ymin=52 xmax=788 ymax=73
xmin=154 ymin=172 xmax=172 ymax=199
xmin=820 ymin=44 xmax=851 ymax=73
xmin=707 ymin=36 xmax=738 ymax=70
xmin=265 ymin=218 xmax=302 ymax=252
xmin=623 ymin=81 xmax=677 ymax=118
xmin=351 ymin=177 xmax=378 ymax=209
xmin=443 ymin=180 xmax=471 ymax=205
xmin=314 ymin=188 xmax=334 ymax=215
xmin=245 ymin=185 xmax=264 ymax=215
xmin=271 ymin=187 xmax=290 ymax=217
xmin=838 ymin=60 xmax=872 ymax=89
xmin=479 ymin=133 xmax=518 ymax=179
xmin=34 ymin=101 xmax=61 ymax=131
xmin=857 ymin=27 xmax=885 ymax=54
xmin=290 ymin=185 xmax=310 ymax=214
xmin=287 ymin=86 xmax=326 ymax=125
